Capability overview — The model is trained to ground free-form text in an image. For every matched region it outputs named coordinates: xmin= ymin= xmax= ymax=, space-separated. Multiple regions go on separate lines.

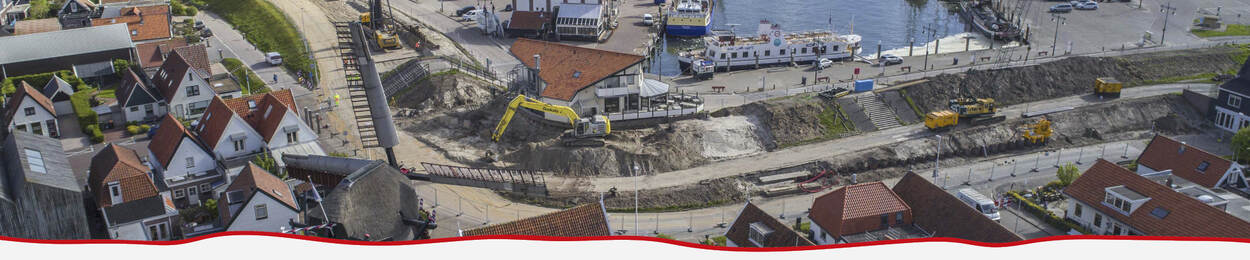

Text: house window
xmin=147 ymin=222 xmax=169 ymax=240
xmin=764 ymin=50 xmax=771 ymax=56
xmin=1120 ymin=201 xmax=1131 ymax=213
xmin=286 ymin=132 xmax=298 ymax=143
xmin=233 ymin=139 xmax=245 ymax=151
xmin=880 ymin=214 xmax=889 ymax=227
xmin=15 ymin=124 xmax=26 ymax=132
xmin=199 ymin=183 xmax=211 ymax=193
xmin=109 ymin=184 xmax=120 ymax=197
xmin=604 ymin=97 xmax=620 ymax=113
xmin=719 ymin=53 xmax=725 ymax=59
xmin=24 ymin=148 xmax=45 ymax=173
xmin=186 ymin=85 xmax=200 ymax=97
xmin=24 ymin=107 xmax=34 ymax=116
xmin=31 ymin=122 xmax=42 ymax=135
xmin=747 ymin=222 xmax=773 ymax=247
xmin=226 ymin=190 xmax=246 ymax=204
xmin=801 ymin=48 xmax=807 ymax=54
xmin=173 ymin=189 xmax=185 ymax=199
xmin=741 ymin=51 xmax=748 ymax=58
xmin=1074 ymin=203 xmax=1083 ymax=217
xmin=895 ymin=212 xmax=903 ymax=225
xmin=255 ymin=204 xmax=268 ymax=220
xmin=1111 ymin=223 xmax=1122 ymax=235
xmin=1231 ymin=95 xmax=1243 ymax=108
xmin=832 ymin=45 xmax=839 ymax=52
xmin=130 ymin=106 xmax=140 ymax=112
xmin=186 ymin=157 xmax=195 ymax=168
xmin=1093 ymin=213 xmax=1103 ymax=227
xmin=731 ymin=52 xmax=738 ymax=59
xmin=46 ymin=120 xmax=57 ymax=137
xmin=130 ymin=30 xmax=138 ymax=36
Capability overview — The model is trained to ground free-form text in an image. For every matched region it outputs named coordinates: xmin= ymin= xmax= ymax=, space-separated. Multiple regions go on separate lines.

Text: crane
xmin=492 ymin=95 xmax=611 ymax=147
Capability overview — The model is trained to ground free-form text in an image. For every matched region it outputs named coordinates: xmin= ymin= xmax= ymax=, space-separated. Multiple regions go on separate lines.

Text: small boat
xmin=676 ymin=20 xmax=862 ymax=73
xmin=664 ymin=0 xmax=713 ymax=37
xmin=959 ymin=0 xmax=1021 ymax=40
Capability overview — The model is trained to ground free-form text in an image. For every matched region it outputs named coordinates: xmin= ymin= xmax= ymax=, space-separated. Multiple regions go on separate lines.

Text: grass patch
xmin=1192 ymin=24 xmax=1250 ymax=38
xmin=605 ymin=199 xmax=735 ymax=213
xmin=202 ymin=0 xmax=312 ymax=77
xmin=1131 ymin=72 xmax=1219 ymax=86
xmin=899 ymin=89 xmax=925 ymax=118
xmin=221 ymin=58 xmax=269 ymax=95
xmin=96 ymin=89 xmax=116 ymax=99
xmin=777 ymin=104 xmax=855 ymax=149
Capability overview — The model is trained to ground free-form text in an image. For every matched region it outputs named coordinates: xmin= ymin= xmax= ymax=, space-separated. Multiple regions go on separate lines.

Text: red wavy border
xmin=1 ymin=232 xmax=1249 ymax=251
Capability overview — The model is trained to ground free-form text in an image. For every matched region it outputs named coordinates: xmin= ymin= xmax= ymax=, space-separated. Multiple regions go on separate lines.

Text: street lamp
xmin=933 ymin=135 xmax=942 ymax=178
xmin=1159 ymin=2 xmax=1177 ymax=46
xmin=633 ymin=164 xmax=639 ymax=236
xmin=1050 ymin=14 xmax=1066 ymax=56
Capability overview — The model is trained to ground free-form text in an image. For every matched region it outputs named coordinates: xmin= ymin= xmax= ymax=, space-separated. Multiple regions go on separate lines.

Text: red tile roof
xmin=809 ymin=182 xmax=911 ymax=236
xmin=175 ymin=44 xmax=212 ymax=76
xmin=1063 ymin=160 xmax=1250 ymax=238
xmin=135 ymin=38 xmax=189 ymax=70
xmin=194 ymin=97 xmax=239 ymax=150
xmin=891 ymin=172 xmax=1023 ymax=243
xmin=152 ymin=51 xmax=197 ymax=103
xmin=88 ymin=144 xmax=157 ymax=207
xmin=4 ymin=82 xmax=57 ymax=127
xmin=725 ymin=202 xmax=815 ymax=247
xmin=508 ymin=38 xmax=644 ymax=101
xmin=1137 ymin=135 xmax=1235 ymax=188
xmin=463 ymin=203 xmax=610 ymax=237
xmin=91 ymin=5 xmax=171 ymax=41
xmin=219 ymin=162 xmax=299 ymax=226
xmin=508 ymin=11 xmax=550 ymax=30
xmin=148 ymin=114 xmax=201 ymax=167
xmin=223 ymin=89 xmax=297 ymax=142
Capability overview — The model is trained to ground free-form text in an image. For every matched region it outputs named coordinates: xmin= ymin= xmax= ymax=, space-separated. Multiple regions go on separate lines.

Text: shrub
xmin=140 ymin=124 xmax=152 ymax=133
xmin=2 ymin=70 xmax=87 ymax=95
xmin=70 ymin=91 xmax=99 ymax=133
xmin=126 ymin=125 xmax=141 ymax=135
xmin=87 ymin=125 xmax=105 ymax=143
xmin=113 ymin=59 xmax=131 ymax=77
xmin=1056 ymin=163 xmax=1081 ymax=186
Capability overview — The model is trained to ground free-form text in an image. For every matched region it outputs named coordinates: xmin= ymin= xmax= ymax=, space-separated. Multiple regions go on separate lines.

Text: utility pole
xmin=923 ymin=24 xmax=937 ymax=71
xmin=634 ymin=164 xmax=640 ymax=236
xmin=1160 ymin=2 xmax=1177 ymax=45
xmin=1050 ymin=14 xmax=1066 ymax=56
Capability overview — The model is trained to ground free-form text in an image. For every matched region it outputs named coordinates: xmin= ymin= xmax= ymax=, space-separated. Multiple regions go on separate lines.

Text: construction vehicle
xmin=925 ymin=97 xmax=1006 ymax=130
xmin=1021 ymin=117 xmax=1053 ymax=144
xmin=359 ymin=0 xmax=400 ymax=49
xmin=948 ymin=98 xmax=998 ymax=117
xmin=1094 ymin=77 xmax=1122 ymax=98
xmin=492 ymin=95 xmax=612 ymax=147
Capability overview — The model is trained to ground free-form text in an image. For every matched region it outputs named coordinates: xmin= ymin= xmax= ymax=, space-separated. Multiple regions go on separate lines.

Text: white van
xmin=265 ymin=52 xmax=283 ymax=65
xmin=957 ymin=188 xmax=1001 ymax=221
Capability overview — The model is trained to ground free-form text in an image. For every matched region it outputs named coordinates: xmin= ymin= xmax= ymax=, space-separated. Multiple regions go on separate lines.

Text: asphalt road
xmin=196 ymin=11 xmax=305 ymax=94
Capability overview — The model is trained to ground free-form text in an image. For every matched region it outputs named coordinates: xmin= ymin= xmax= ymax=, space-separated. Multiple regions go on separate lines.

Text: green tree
xmin=113 ymin=59 xmax=131 ymax=77
xmin=1056 ymin=163 xmax=1081 ymax=186
xmin=1233 ymin=127 xmax=1250 ymax=164
xmin=252 ymin=153 xmax=285 ymax=179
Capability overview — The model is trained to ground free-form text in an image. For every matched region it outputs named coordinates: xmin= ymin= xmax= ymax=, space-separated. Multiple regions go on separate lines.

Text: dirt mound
xmin=394 ymin=72 xmax=498 ymax=115
xmin=503 ymin=176 xmax=749 ymax=211
xmin=719 ymin=95 xmax=850 ymax=148
xmin=900 ymin=46 xmax=1242 ymax=112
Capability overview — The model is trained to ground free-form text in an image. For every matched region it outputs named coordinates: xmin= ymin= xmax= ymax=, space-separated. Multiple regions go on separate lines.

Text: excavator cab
xmin=949 ymin=98 xmax=997 ymax=118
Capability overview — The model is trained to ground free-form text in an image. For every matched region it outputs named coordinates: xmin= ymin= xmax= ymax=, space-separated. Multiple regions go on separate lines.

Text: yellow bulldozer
xmin=1021 ymin=117 xmax=1053 ymax=144
xmin=925 ymin=97 xmax=1006 ymax=130
xmin=1094 ymin=77 xmax=1122 ymax=98
xmin=360 ymin=3 xmax=400 ymax=49
xmin=492 ymin=95 xmax=611 ymax=147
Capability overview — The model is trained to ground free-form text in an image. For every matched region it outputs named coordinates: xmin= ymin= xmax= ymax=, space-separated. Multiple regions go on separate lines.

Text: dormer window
xmin=1230 ymin=95 xmax=1242 ymax=108
xmin=747 ymin=222 xmax=773 ymax=247
xmin=1104 ymin=186 xmax=1149 ymax=215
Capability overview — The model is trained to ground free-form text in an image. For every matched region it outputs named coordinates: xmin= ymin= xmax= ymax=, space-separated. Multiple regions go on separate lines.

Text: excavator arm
xmin=491 ymin=95 xmax=581 ymax=142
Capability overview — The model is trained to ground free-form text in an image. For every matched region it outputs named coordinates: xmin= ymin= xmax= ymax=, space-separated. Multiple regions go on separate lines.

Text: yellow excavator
xmin=492 ymin=95 xmax=611 ymax=147
xmin=360 ymin=0 xmax=400 ymax=49
xmin=925 ymin=97 xmax=1006 ymax=130
xmin=1021 ymin=117 xmax=1053 ymax=144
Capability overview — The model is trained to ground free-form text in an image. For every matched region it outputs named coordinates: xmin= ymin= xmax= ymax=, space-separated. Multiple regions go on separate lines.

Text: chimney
xmin=533 ymin=54 xmax=541 ymax=71
xmin=1166 ymin=176 xmax=1174 ymax=187
xmin=1179 ymin=142 xmax=1187 ymax=154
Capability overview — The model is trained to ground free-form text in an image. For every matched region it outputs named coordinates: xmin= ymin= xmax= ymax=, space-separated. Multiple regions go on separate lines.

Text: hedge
xmin=2 ymin=70 xmax=86 ymax=95
xmin=202 ymin=0 xmax=313 ymax=78
xmin=1007 ymin=191 xmax=1091 ymax=234
xmin=86 ymin=125 xmax=104 ymax=143
xmin=70 ymin=90 xmax=99 ymax=133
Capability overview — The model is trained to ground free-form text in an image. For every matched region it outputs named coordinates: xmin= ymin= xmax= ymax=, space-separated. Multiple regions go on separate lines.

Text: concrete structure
xmin=0 ymin=131 xmax=90 ymax=239
xmin=4 ymin=82 xmax=59 ymax=138
xmin=148 ymin=114 xmax=221 ymax=208
xmin=88 ymin=144 xmax=181 ymax=241
xmin=118 ymin=68 xmax=167 ymax=123
xmin=151 ymin=51 xmax=212 ymax=119
xmin=0 ymin=23 xmax=135 ymax=79
xmin=1136 ymin=135 xmax=1248 ymax=190
xmin=808 ymin=182 xmax=929 ymax=245
xmin=1063 ymin=160 xmax=1250 ymax=237
xmin=219 ymin=163 xmax=299 ymax=232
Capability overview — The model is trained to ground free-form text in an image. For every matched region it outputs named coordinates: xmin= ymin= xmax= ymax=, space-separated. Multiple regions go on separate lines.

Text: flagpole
xmin=308 ymin=176 xmax=330 ymax=222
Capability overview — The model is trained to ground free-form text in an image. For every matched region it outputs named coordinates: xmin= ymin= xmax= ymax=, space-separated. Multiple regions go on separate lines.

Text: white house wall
xmin=1064 ymin=198 xmax=1141 ymax=235
xmin=7 ymin=96 xmax=57 ymax=137
xmin=168 ymin=71 xmax=213 ymax=119
xmin=265 ymin=111 xmax=318 ymax=149
xmin=151 ymin=137 xmax=216 ymax=182
xmin=225 ymin=193 xmax=298 ymax=233
xmin=209 ymin=115 xmax=265 ymax=160
xmin=109 ymin=220 xmax=149 ymax=240
xmin=123 ymin=103 xmax=168 ymax=123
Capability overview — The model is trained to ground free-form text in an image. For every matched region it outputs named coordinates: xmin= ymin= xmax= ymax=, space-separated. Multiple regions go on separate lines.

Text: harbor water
xmin=649 ymin=0 xmax=1019 ymax=76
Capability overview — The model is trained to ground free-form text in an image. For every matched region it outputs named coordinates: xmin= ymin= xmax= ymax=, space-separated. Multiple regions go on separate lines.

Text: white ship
xmin=677 ymin=20 xmax=862 ymax=73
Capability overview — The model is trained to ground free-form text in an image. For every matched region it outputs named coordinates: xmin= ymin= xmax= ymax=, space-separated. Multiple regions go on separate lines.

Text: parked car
xmin=879 ymin=54 xmax=904 ymax=65
xmin=462 ymin=10 xmax=483 ymax=21
xmin=642 ymin=14 xmax=655 ymax=26
xmin=817 ymin=58 xmax=833 ymax=69
xmin=1075 ymin=1 xmax=1098 ymax=10
xmin=503 ymin=4 xmax=513 ymax=11
xmin=455 ymin=6 xmax=477 ymax=16
xmin=200 ymin=28 xmax=213 ymax=38
xmin=193 ymin=21 xmax=205 ymax=30
xmin=1049 ymin=3 xmax=1073 ymax=12
xmin=266 ymin=52 xmax=283 ymax=65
